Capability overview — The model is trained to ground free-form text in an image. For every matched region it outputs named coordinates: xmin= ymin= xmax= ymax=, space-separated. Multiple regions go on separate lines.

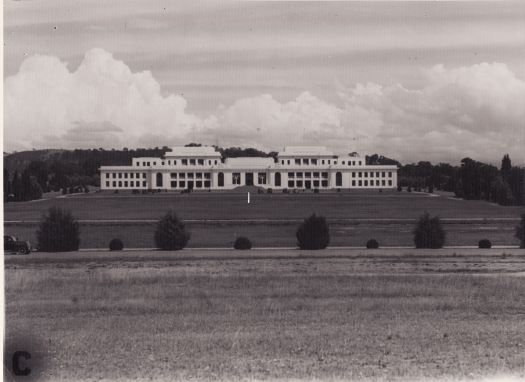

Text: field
xmin=5 ymin=248 xmax=525 ymax=381
xmin=4 ymin=191 xmax=524 ymax=249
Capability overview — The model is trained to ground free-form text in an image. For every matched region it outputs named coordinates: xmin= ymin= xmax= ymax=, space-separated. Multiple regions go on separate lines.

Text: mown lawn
xmin=5 ymin=253 xmax=525 ymax=381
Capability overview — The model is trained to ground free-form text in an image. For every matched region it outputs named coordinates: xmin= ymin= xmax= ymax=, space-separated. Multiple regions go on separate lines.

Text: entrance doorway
xmin=245 ymin=172 xmax=254 ymax=186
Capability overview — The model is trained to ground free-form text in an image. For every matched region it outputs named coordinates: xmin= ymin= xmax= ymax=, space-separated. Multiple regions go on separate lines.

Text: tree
xmin=516 ymin=214 xmax=525 ymax=248
xmin=37 ymin=207 xmax=80 ymax=251
xmin=501 ymin=154 xmax=512 ymax=182
xmin=296 ymin=214 xmax=330 ymax=250
xmin=11 ymin=170 xmax=21 ymax=201
xmin=4 ymin=168 xmax=11 ymax=202
xmin=413 ymin=212 xmax=446 ymax=249
xmin=154 ymin=211 xmax=190 ymax=250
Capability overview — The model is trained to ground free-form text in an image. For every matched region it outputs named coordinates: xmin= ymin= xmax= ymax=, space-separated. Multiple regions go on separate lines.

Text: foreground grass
xmin=5 ymin=256 xmax=525 ymax=381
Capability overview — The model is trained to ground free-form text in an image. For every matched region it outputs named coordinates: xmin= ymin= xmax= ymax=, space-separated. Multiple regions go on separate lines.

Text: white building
xmin=99 ymin=146 xmax=398 ymax=191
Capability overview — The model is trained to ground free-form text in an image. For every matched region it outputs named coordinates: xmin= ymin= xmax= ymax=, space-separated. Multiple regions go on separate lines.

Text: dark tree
xmin=109 ymin=238 xmax=124 ymax=251
xmin=3 ymin=168 xmax=11 ymax=201
xmin=296 ymin=214 xmax=330 ymax=250
xmin=366 ymin=239 xmax=379 ymax=249
xmin=154 ymin=211 xmax=190 ymax=250
xmin=37 ymin=207 xmax=80 ymax=251
xmin=413 ymin=212 xmax=446 ymax=249
xmin=501 ymin=154 xmax=512 ymax=182
xmin=233 ymin=236 xmax=252 ymax=250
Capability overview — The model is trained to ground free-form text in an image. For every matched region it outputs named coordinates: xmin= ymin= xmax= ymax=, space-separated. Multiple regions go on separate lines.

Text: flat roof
xmin=223 ymin=157 xmax=275 ymax=169
xmin=278 ymin=146 xmax=334 ymax=157
xmin=165 ymin=146 xmax=220 ymax=157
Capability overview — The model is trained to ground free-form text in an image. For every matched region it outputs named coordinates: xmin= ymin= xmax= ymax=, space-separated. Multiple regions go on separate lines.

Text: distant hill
xmin=4 ymin=149 xmax=65 ymax=173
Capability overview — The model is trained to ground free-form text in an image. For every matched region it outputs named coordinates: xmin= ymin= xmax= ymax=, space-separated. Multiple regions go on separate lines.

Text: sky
xmin=4 ymin=0 xmax=525 ymax=164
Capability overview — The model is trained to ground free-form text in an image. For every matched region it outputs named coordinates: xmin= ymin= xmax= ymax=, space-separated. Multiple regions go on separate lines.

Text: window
xmin=288 ymin=172 xmax=294 ymax=178
xmin=179 ymin=181 xmax=185 ymax=188
xmin=282 ymin=160 xmax=285 ymax=164
xmin=208 ymin=160 xmax=211 ymax=165
xmin=130 ymin=173 xmax=134 ymax=179
xmin=275 ymin=172 xmax=281 ymax=187
xmin=258 ymin=173 xmax=267 ymax=184
xmin=296 ymin=180 xmax=303 ymax=188
xmin=342 ymin=161 xmax=345 ymax=165
xmin=232 ymin=173 xmax=241 ymax=185
xmin=112 ymin=173 xmax=116 ymax=178
xmin=143 ymin=173 xmax=147 ymax=178
xmin=364 ymin=180 xmax=368 ymax=186
xmin=162 ymin=162 xmax=165 ymax=166
xmin=296 ymin=172 xmax=303 ymax=178
xmin=142 ymin=162 xmax=146 ymax=166
xmin=196 ymin=181 xmax=202 ymax=188
xmin=168 ymin=161 xmax=171 ymax=165
xmin=143 ymin=181 xmax=147 ymax=187
xmin=287 ymin=160 xmax=290 ymax=165
xmin=358 ymin=180 xmax=362 ymax=186
xmin=313 ymin=180 xmax=319 ymax=188
xmin=174 ymin=160 xmax=177 ymax=165
xmin=190 ymin=159 xmax=196 ymax=165
xmin=171 ymin=181 xmax=177 ymax=188
xmin=196 ymin=173 xmax=203 ymax=179
xmin=214 ymin=160 xmax=218 ymax=165
xmin=295 ymin=159 xmax=301 ymax=165
xmin=204 ymin=173 xmax=211 ymax=179
xmin=359 ymin=161 xmax=362 ymax=166
xmin=321 ymin=180 xmax=328 ymax=187
xmin=364 ymin=172 xmax=368 ymax=177
xmin=204 ymin=180 xmax=211 ymax=188
xmin=302 ymin=158 xmax=309 ymax=165
xmin=187 ymin=173 xmax=194 ymax=179
xmin=328 ymin=160 xmax=331 ymax=164
xmin=112 ymin=181 xmax=117 ymax=187
xmin=388 ymin=180 xmax=392 ymax=186
xmin=382 ymin=180 xmax=386 ymax=186
xmin=118 ymin=181 xmax=122 ymax=187
xmin=370 ymin=172 xmax=374 ymax=178
xmin=218 ymin=172 xmax=224 ymax=187
xmin=376 ymin=172 xmax=380 ymax=177
xmin=171 ymin=173 xmax=177 ymax=179
xmin=124 ymin=173 xmax=128 ymax=179
xmin=352 ymin=173 xmax=356 ymax=178
xmin=106 ymin=181 xmax=109 ymax=187
xmin=359 ymin=172 xmax=362 ymax=178
xmin=180 ymin=173 xmax=186 ymax=179
xmin=322 ymin=160 xmax=325 ymax=165
xmin=305 ymin=172 xmax=311 ymax=178
xmin=313 ymin=172 xmax=319 ymax=178
xmin=156 ymin=173 xmax=163 ymax=188
xmin=389 ymin=172 xmax=392 ymax=177
xmin=348 ymin=162 xmax=351 ymax=166
xmin=336 ymin=172 xmax=342 ymax=187
xmin=118 ymin=173 xmax=122 ymax=179
xmin=198 ymin=159 xmax=204 ymax=165
xmin=334 ymin=161 xmax=338 ymax=165
xmin=147 ymin=162 xmax=151 ymax=166
xmin=376 ymin=180 xmax=380 ymax=186
xmin=311 ymin=159 xmax=318 ymax=165
xmin=182 ymin=159 xmax=188 ymax=165
xmin=352 ymin=180 xmax=356 ymax=186
xmin=352 ymin=161 xmax=356 ymax=165
xmin=322 ymin=172 xmax=328 ymax=179
xmin=382 ymin=172 xmax=386 ymax=177
xmin=153 ymin=162 xmax=156 ymax=166
xmin=288 ymin=180 xmax=294 ymax=188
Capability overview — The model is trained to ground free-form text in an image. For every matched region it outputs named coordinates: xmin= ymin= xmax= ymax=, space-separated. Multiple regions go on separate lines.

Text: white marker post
xmin=247 ymin=191 xmax=250 ymax=204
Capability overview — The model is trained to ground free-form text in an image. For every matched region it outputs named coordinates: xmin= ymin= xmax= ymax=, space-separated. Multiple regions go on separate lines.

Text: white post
xmin=247 ymin=191 xmax=250 ymax=204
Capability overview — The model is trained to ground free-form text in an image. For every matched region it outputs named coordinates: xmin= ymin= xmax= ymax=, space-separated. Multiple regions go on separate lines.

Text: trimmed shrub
xmin=413 ymin=212 xmax=446 ymax=249
xmin=478 ymin=239 xmax=492 ymax=249
xmin=296 ymin=214 xmax=330 ymax=250
xmin=132 ymin=189 xmax=140 ymax=194
xmin=234 ymin=236 xmax=252 ymax=250
xmin=154 ymin=211 xmax=190 ymax=250
xmin=397 ymin=185 xmax=402 ymax=192
xmin=313 ymin=188 xmax=319 ymax=194
xmin=366 ymin=239 xmax=379 ymax=249
xmin=282 ymin=188 xmax=289 ymax=194
xmin=516 ymin=214 xmax=525 ymax=248
xmin=109 ymin=238 xmax=124 ymax=251
xmin=267 ymin=188 xmax=273 ymax=194
xmin=37 ymin=207 xmax=80 ymax=252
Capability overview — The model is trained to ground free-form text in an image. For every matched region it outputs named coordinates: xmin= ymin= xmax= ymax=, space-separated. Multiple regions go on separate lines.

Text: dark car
xmin=4 ymin=235 xmax=31 ymax=254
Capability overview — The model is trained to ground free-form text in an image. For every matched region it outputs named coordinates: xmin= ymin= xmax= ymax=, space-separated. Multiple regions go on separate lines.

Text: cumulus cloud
xmin=4 ymin=48 xmax=525 ymax=164
xmin=5 ymin=48 xmax=201 ymax=150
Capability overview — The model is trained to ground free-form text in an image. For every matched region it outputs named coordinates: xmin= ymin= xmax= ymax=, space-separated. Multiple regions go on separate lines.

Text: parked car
xmin=4 ymin=235 xmax=31 ymax=254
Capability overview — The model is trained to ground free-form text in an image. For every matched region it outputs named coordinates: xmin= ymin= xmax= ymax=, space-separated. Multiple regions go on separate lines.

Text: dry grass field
xmin=5 ymin=249 xmax=525 ymax=381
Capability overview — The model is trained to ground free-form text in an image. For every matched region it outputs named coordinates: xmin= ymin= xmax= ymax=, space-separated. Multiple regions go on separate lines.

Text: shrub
xmin=313 ymin=188 xmax=319 ymax=194
xmin=282 ymin=188 xmax=289 ymax=194
xmin=234 ymin=236 xmax=252 ymax=250
xmin=109 ymin=238 xmax=124 ymax=251
xmin=428 ymin=185 xmax=434 ymax=194
xmin=154 ymin=211 xmax=190 ymax=250
xmin=478 ymin=239 xmax=492 ymax=249
xmin=516 ymin=214 xmax=525 ymax=248
xmin=61 ymin=188 xmax=67 ymax=195
xmin=366 ymin=239 xmax=379 ymax=249
xmin=267 ymin=188 xmax=273 ymax=194
xmin=132 ymin=189 xmax=140 ymax=194
xmin=413 ymin=212 xmax=446 ymax=249
xmin=296 ymin=214 xmax=330 ymax=250
xmin=397 ymin=185 xmax=402 ymax=192
xmin=37 ymin=207 xmax=80 ymax=252
xmin=407 ymin=186 xmax=412 ymax=192
xmin=337 ymin=188 xmax=341 ymax=192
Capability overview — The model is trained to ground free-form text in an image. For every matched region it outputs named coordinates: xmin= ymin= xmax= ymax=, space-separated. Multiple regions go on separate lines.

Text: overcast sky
xmin=4 ymin=1 xmax=525 ymax=164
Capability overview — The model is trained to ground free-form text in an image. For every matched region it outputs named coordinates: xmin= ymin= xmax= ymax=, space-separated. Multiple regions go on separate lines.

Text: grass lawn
xmin=4 ymin=190 xmax=524 ymax=221
xmin=5 ymin=249 xmax=525 ymax=381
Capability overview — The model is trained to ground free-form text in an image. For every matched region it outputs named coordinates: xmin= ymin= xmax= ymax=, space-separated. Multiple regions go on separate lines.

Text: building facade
xmin=99 ymin=146 xmax=398 ymax=191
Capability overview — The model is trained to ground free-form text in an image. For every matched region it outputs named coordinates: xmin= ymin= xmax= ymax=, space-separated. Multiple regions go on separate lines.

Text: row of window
xmin=286 ymin=179 xmax=393 ymax=188
xmin=280 ymin=158 xmax=363 ymax=166
xmin=352 ymin=171 xmax=393 ymax=178
xmin=170 ymin=172 xmax=211 ymax=179
xmin=106 ymin=172 xmax=147 ymax=179
xmin=106 ymin=181 xmax=147 ymax=188
xmin=135 ymin=159 xmax=220 ymax=167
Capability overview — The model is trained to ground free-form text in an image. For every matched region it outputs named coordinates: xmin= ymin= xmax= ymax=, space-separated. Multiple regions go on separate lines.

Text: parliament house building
xmin=99 ymin=146 xmax=398 ymax=191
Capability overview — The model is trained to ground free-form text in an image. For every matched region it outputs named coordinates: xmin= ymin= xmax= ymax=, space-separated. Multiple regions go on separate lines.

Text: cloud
xmin=5 ymin=48 xmax=525 ymax=164
xmin=5 ymin=48 xmax=201 ymax=150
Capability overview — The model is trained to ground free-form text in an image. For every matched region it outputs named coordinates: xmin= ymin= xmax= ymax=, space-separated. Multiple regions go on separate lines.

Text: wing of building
xmin=99 ymin=146 xmax=398 ymax=191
